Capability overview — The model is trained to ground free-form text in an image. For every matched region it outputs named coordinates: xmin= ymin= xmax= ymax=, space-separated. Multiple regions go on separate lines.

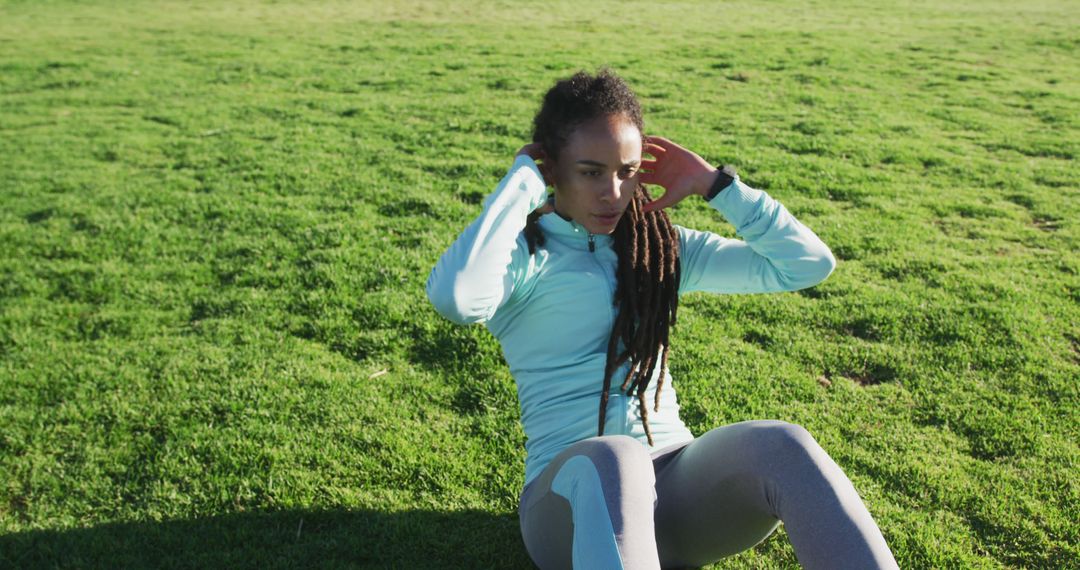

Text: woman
xmin=426 ymin=69 xmax=898 ymax=570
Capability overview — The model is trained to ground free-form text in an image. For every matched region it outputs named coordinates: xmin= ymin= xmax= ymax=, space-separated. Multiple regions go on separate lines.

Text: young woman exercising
xmin=426 ymin=69 xmax=899 ymax=569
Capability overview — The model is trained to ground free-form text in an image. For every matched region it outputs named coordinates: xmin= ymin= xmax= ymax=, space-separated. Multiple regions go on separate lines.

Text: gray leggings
xmin=518 ymin=420 xmax=898 ymax=569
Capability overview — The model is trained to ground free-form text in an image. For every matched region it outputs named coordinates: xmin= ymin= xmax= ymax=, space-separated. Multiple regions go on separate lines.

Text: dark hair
xmin=531 ymin=68 xmax=645 ymax=161
xmin=525 ymin=68 xmax=680 ymax=446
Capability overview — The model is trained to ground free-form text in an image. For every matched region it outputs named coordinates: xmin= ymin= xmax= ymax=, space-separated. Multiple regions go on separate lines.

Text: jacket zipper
xmin=582 ymin=227 xmax=626 ymax=433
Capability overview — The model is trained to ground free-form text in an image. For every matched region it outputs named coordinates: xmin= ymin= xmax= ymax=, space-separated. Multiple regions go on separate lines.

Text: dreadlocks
xmin=524 ymin=69 xmax=681 ymax=446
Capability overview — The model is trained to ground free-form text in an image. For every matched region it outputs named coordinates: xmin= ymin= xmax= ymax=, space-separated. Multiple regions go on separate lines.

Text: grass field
xmin=1 ymin=0 xmax=1077 ymax=567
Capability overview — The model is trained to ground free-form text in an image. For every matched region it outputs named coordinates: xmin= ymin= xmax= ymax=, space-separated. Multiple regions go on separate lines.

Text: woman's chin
xmin=589 ymin=213 xmax=622 ymax=233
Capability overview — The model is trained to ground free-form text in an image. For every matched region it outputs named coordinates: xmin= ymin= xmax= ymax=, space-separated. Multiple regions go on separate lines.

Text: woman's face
xmin=544 ymin=114 xmax=642 ymax=235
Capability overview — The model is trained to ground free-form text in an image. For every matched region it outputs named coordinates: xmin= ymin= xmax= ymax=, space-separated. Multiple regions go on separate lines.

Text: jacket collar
xmin=537 ymin=210 xmax=614 ymax=251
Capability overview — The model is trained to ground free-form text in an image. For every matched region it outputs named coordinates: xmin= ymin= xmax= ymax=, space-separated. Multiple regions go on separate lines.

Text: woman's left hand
xmin=639 ymin=135 xmax=719 ymax=213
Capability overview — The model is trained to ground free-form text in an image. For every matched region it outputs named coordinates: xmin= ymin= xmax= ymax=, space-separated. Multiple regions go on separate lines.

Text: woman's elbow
xmin=781 ymin=247 xmax=836 ymax=291
xmin=817 ymin=246 xmax=837 ymax=282
xmin=801 ymin=247 xmax=836 ymax=289
xmin=425 ymin=273 xmax=489 ymax=325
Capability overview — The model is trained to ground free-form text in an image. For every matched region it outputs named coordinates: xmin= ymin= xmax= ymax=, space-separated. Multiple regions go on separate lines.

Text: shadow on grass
xmin=0 ymin=507 xmax=532 ymax=569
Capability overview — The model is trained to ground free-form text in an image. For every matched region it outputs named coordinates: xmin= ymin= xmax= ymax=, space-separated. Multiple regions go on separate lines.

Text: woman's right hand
xmin=516 ymin=142 xmax=555 ymax=215
xmin=515 ymin=142 xmax=544 ymax=160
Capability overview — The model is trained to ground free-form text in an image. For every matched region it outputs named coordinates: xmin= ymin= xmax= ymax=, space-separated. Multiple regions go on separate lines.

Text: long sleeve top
xmin=426 ymin=154 xmax=836 ymax=487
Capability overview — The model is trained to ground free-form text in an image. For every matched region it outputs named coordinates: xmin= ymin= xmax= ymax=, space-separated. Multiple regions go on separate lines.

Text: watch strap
xmin=703 ymin=165 xmax=738 ymax=201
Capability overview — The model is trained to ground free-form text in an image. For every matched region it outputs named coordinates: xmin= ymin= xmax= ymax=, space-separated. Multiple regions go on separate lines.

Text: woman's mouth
xmin=593 ymin=212 xmax=621 ymax=225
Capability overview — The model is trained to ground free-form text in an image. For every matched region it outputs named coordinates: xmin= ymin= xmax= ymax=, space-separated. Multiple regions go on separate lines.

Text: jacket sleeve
xmin=678 ymin=176 xmax=836 ymax=294
xmin=426 ymin=154 xmax=548 ymax=324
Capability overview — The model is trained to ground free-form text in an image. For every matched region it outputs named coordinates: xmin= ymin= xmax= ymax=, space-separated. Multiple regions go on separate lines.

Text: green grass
xmin=0 ymin=0 xmax=1077 ymax=567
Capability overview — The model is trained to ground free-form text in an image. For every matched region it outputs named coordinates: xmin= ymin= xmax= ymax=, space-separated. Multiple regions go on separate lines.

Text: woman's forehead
xmin=564 ymin=115 xmax=642 ymax=164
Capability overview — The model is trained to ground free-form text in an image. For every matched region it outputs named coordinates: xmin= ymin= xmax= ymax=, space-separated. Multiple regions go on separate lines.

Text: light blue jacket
xmin=427 ymin=154 xmax=836 ymax=487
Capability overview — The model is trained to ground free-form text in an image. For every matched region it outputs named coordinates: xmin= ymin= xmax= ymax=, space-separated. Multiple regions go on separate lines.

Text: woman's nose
xmin=599 ymin=177 xmax=621 ymax=203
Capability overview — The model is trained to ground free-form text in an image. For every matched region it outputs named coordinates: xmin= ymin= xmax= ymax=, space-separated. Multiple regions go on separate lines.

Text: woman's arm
xmin=425 ymin=149 xmax=549 ymax=324
xmin=677 ymin=177 xmax=836 ymax=294
xmin=639 ymin=135 xmax=835 ymax=294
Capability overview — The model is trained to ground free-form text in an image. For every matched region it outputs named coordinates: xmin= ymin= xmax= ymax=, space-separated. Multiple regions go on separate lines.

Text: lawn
xmin=0 ymin=0 xmax=1077 ymax=568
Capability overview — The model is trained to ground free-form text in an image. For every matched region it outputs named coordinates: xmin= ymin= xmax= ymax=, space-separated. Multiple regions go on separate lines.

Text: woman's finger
xmin=641 ymin=190 xmax=676 ymax=213
xmin=645 ymin=135 xmax=675 ymax=148
xmin=516 ymin=142 xmax=546 ymax=160
xmin=643 ymin=142 xmax=667 ymax=156
xmin=640 ymin=159 xmax=657 ymax=169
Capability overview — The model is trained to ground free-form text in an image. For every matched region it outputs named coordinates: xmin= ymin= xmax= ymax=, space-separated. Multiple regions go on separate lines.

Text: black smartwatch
xmin=703 ymin=165 xmax=738 ymax=201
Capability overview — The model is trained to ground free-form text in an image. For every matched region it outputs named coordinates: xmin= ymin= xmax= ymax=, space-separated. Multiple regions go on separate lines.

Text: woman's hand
xmin=515 ymin=142 xmax=545 ymax=161
xmin=639 ymin=135 xmax=720 ymax=213
xmin=516 ymin=142 xmax=555 ymax=215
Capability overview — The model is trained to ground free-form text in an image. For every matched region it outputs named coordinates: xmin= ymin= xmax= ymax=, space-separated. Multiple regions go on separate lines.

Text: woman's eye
xmin=583 ymin=171 xmax=600 ymax=177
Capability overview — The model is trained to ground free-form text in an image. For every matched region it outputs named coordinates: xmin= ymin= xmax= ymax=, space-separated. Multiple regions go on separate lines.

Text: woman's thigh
xmin=652 ymin=420 xmax=793 ymax=568
xmin=519 ymin=435 xmax=660 ymax=570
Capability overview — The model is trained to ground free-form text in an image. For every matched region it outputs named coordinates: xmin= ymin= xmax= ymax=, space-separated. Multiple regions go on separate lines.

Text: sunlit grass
xmin=1 ymin=1 xmax=1077 ymax=567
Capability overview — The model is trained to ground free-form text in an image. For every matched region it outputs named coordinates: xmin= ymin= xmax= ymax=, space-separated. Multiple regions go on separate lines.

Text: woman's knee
xmin=714 ymin=420 xmax=826 ymax=472
xmin=578 ymin=434 xmax=654 ymax=473
xmin=557 ymin=435 xmax=654 ymax=496
xmin=750 ymin=420 xmax=819 ymax=452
